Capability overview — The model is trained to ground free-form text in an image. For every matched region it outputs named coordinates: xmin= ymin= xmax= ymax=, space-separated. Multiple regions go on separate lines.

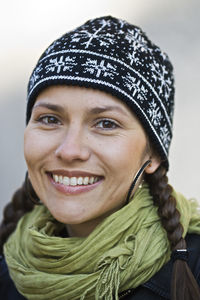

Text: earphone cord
xmin=125 ymin=159 xmax=152 ymax=205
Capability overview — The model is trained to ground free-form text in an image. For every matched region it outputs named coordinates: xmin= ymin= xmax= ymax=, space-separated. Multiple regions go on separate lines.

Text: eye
xmin=37 ymin=115 xmax=62 ymax=125
xmin=95 ymin=119 xmax=119 ymax=130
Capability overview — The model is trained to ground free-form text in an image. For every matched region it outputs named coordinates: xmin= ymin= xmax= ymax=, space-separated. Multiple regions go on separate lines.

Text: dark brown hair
xmin=0 ymin=175 xmax=34 ymax=254
xmin=145 ymin=165 xmax=200 ymax=300
xmin=0 ymin=166 xmax=200 ymax=299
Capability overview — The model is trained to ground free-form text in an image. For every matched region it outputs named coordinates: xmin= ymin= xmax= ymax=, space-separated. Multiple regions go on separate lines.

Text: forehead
xmin=34 ymin=85 xmax=133 ymax=117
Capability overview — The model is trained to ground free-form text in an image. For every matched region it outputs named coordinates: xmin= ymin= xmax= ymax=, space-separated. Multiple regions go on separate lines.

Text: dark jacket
xmin=0 ymin=234 xmax=200 ymax=300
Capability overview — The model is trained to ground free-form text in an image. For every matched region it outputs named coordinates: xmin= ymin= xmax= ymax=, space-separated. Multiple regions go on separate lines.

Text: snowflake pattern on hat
xmin=82 ymin=59 xmax=117 ymax=79
xmin=45 ymin=56 xmax=77 ymax=74
xmin=27 ymin=16 xmax=175 ymax=167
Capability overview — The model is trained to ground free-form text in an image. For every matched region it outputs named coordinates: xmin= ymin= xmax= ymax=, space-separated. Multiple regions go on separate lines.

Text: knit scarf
xmin=4 ymin=184 xmax=200 ymax=300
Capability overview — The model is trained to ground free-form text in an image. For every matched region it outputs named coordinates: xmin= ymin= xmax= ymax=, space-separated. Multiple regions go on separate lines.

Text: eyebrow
xmin=33 ymin=102 xmax=129 ymax=116
xmin=33 ymin=102 xmax=63 ymax=113
xmin=89 ymin=106 xmax=129 ymax=116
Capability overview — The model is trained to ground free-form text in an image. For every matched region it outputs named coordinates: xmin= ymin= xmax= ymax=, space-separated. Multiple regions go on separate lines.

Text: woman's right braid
xmin=146 ymin=164 xmax=200 ymax=300
xmin=0 ymin=175 xmax=35 ymax=255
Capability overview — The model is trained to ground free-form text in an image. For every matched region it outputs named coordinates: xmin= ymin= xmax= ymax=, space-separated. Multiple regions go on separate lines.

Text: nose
xmin=55 ymin=126 xmax=91 ymax=162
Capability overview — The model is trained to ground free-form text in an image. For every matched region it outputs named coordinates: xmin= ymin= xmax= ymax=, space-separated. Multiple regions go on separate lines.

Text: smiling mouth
xmin=51 ymin=174 xmax=102 ymax=186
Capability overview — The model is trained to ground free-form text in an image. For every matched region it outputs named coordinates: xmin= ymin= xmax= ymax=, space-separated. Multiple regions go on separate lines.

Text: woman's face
xmin=24 ymin=86 xmax=158 ymax=236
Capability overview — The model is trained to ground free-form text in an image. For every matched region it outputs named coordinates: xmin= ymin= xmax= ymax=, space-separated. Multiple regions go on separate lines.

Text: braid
xmin=0 ymin=174 xmax=35 ymax=255
xmin=146 ymin=165 xmax=200 ymax=300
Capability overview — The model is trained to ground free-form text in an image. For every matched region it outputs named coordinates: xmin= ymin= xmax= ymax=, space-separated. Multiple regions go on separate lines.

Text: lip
xmin=47 ymin=172 xmax=104 ymax=195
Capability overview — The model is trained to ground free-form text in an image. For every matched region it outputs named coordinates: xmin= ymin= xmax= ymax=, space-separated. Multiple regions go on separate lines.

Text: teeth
xmin=77 ymin=177 xmax=83 ymax=185
xmin=83 ymin=177 xmax=89 ymax=185
xmin=58 ymin=175 xmax=63 ymax=184
xmin=70 ymin=177 xmax=77 ymax=186
xmin=63 ymin=176 xmax=69 ymax=185
xmin=52 ymin=174 xmax=100 ymax=186
xmin=54 ymin=175 xmax=59 ymax=183
xmin=89 ymin=177 xmax=94 ymax=184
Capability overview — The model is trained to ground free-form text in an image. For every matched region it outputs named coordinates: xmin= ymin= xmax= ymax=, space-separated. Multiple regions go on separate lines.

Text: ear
xmin=145 ymin=155 xmax=161 ymax=174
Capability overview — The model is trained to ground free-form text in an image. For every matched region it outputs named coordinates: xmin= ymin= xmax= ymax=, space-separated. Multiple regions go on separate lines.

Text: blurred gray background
xmin=1 ymin=0 xmax=200 ymax=219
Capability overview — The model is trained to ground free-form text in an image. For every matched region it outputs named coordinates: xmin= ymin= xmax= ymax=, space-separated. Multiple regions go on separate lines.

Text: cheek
xmin=98 ymin=136 xmax=146 ymax=171
xmin=24 ymin=128 xmax=55 ymax=167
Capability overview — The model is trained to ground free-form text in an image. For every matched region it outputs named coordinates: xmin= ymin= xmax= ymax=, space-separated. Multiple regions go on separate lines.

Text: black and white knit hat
xmin=27 ymin=16 xmax=175 ymax=169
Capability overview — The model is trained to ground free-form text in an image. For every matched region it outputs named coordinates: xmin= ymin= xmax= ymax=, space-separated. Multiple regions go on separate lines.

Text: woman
xmin=0 ymin=16 xmax=200 ymax=300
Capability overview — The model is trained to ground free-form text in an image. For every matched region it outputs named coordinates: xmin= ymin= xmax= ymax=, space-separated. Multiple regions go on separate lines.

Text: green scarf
xmin=4 ymin=184 xmax=200 ymax=300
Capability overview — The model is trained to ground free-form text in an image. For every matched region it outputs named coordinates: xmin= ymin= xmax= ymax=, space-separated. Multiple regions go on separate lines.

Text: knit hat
xmin=27 ymin=16 xmax=175 ymax=169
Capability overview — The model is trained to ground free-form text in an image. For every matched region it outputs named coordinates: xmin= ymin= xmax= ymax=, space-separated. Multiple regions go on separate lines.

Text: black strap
xmin=171 ymin=249 xmax=189 ymax=262
xmin=125 ymin=160 xmax=151 ymax=205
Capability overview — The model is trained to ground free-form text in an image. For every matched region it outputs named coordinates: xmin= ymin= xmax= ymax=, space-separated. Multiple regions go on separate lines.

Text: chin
xmin=47 ymin=205 xmax=88 ymax=225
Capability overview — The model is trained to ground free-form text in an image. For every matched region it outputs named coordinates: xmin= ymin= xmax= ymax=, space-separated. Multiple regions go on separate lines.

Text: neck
xmin=65 ymin=204 xmax=124 ymax=237
xmin=66 ymin=219 xmax=102 ymax=237
xmin=65 ymin=184 xmax=143 ymax=238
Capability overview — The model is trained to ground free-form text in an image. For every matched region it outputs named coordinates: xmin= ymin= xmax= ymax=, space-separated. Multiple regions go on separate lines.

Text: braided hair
xmin=145 ymin=165 xmax=200 ymax=300
xmin=0 ymin=173 xmax=35 ymax=254
xmin=0 ymin=167 xmax=200 ymax=300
